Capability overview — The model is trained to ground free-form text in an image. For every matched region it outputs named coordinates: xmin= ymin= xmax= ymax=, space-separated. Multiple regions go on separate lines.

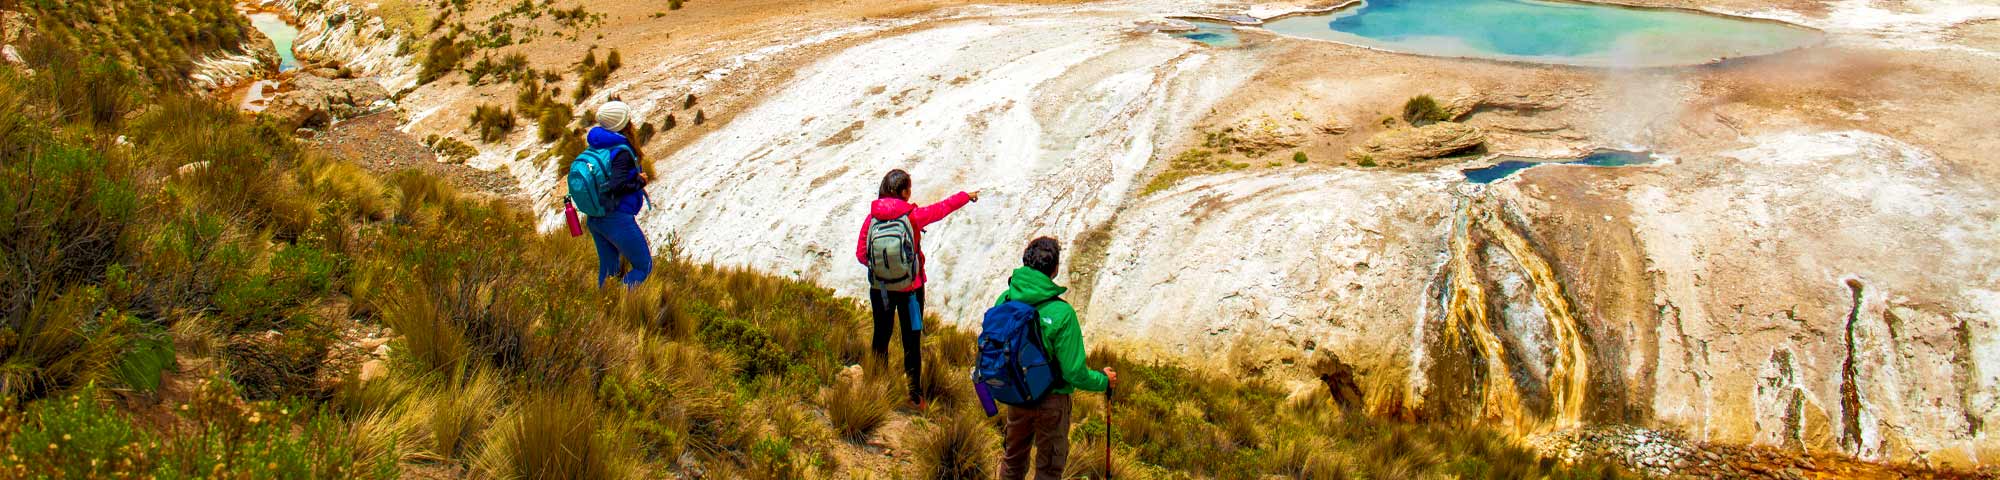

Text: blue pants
xmin=586 ymin=213 xmax=652 ymax=287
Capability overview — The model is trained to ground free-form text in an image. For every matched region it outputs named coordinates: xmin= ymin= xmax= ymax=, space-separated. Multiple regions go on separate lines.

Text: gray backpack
xmin=867 ymin=215 xmax=918 ymax=291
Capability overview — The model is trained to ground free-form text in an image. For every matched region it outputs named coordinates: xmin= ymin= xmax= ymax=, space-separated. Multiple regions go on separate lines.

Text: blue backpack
xmin=566 ymin=144 xmax=633 ymax=217
xmin=975 ymin=299 xmax=1061 ymax=406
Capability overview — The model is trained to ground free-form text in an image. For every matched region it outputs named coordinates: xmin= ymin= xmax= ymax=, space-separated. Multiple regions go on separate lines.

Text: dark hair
xmin=1023 ymin=237 xmax=1061 ymax=278
xmin=878 ymin=169 xmax=911 ymax=199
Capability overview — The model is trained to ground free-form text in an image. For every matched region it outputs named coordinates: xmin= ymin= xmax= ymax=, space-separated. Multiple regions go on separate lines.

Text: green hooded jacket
xmin=993 ymin=266 xmax=1108 ymax=395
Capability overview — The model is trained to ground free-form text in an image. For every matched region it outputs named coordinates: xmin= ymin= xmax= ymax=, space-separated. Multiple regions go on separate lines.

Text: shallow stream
xmin=246 ymin=11 xmax=301 ymax=71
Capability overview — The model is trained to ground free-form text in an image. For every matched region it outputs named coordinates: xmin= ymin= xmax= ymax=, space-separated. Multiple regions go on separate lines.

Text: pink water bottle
xmin=564 ymin=198 xmax=584 ymax=237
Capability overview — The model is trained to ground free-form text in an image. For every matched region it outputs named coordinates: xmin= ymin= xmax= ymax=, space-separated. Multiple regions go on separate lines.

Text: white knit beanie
xmin=596 ymin=101 xmax=632 ymax=131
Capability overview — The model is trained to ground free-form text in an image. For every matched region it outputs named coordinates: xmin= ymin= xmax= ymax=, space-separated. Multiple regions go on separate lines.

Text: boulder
xmin=1219 ymin=114 xmax=1312 ymax=157
xmin=262 ymin=75 xmax=391 ymax=129
xmin=357 ymin=359 xmax=388 ymax=383
xmin=1346 ymin=122 xmax=1486 ymax=167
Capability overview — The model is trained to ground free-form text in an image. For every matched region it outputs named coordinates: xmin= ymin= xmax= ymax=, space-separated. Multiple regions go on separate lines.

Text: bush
xmin=699 ymin=317 xmax=793 ymax=379
xmin=1293 ymin=151 xmax=1309 ymax=164
xmin=1402 ymin=94 xmax=1451 ymax=126
xmin=1 ymin=386 xmax=148 ymax=479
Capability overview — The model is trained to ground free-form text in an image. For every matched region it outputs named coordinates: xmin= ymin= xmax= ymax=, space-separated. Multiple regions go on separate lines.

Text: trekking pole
xmin=1106 ymin=385 xmax=1113 ymax=480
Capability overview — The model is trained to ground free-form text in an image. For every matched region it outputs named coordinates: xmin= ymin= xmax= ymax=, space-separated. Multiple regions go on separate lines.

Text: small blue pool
xmin=1172 ymin=21 xmax=1244 ymax=48
xmin=1462 ymin=150 xmax=1653 ymax=183
xmin=1263 ymin=0 xmax=1820 ymax=67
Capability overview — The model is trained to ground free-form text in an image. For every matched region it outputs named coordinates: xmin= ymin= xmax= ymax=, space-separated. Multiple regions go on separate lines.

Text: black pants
xmin=869 ymin=287 xmax=923 ymax=402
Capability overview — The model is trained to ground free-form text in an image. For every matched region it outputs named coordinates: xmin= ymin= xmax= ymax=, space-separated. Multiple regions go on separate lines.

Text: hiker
xmin=996 ymin=237 xmax=1115 ymax=480
xmin=570 ymin=99 xmax=652 ymax=287
xmin=856 ymin=169 xmax=978 ymax=407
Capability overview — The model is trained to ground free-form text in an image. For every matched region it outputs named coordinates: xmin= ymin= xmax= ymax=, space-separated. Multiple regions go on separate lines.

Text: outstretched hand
xmin=967 ymin=190 xmax=982 ymax=202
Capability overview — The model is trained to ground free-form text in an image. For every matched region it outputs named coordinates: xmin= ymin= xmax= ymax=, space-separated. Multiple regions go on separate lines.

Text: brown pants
xmin=1000 ymin=393 xmax=1071 ymax=480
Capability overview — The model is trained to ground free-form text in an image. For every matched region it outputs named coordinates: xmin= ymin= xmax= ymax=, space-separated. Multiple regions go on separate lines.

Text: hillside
xmin=0 ymin=6 xmax=1651 ymax=479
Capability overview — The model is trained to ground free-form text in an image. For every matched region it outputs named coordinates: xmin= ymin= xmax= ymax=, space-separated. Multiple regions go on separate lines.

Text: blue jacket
xmin=586 ymin=127 xmax=647 ymax=215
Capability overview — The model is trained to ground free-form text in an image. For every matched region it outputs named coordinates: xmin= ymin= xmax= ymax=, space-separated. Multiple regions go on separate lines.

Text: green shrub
xmin=1293 ymin=151 xmax=1309 ymax=164
xmin=699 ymin=317 xmax=793 ymax=379
xmin=1402 ymin=94 xmax=1451 ymax=126
xmin=2 ymin=386 xmax=150 ymax=478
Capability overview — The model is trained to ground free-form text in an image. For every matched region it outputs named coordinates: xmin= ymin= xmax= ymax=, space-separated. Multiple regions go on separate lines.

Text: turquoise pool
xmin=1263 ymin=0 xmax=1820 ymax=67
xmin=248 ymin=12 xmax=301 ymax=72
xmin=1462 ymin=150 xmax=1653 ymax=183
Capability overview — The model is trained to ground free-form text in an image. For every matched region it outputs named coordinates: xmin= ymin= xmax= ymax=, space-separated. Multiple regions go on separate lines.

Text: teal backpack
xmin=566 ymin=145 xmax=633 ymax=217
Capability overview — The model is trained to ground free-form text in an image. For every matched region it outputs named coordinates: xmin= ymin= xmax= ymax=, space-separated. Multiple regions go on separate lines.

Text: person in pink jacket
xmin=855 ymin=169 xmax=979 ymax=408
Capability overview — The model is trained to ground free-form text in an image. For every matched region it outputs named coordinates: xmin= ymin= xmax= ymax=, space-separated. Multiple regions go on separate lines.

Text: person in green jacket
xmin=996 ymin=236 xmax=1116 ymax=480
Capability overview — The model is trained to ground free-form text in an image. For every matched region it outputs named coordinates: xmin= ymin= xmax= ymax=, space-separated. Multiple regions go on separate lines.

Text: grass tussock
xmin=473 ymin=389 xmax=635 ymax=480
xmin=467 ymin=103 xmax=516 ymax=143
xmin=821 ymin=362 xmax=898 ymax=442
xmin=908 ymin=406 xmax=999 ymax=480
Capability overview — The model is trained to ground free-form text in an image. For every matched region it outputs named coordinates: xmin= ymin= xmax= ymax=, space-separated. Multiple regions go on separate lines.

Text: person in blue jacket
xmin=583 ymin=100 xmax=652 ymax=287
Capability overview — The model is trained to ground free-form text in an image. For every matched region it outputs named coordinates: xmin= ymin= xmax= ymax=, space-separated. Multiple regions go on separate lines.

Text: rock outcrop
xmin=1346 ymin=122 xmax=1486 ymax=166
xmin=278 ymin=0 xmax=421 ymax=93
xmin=263 ymin=74 xmax=390 ymax=129
xmin=1444 ymin=89 xmax=1568 ymax=120
xmin=190 ymin=40 xmax=278 ymax=91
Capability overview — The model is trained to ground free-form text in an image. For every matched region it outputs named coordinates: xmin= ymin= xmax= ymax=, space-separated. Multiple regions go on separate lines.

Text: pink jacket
xmin=856 ymin=192 xmax=972 ymax=292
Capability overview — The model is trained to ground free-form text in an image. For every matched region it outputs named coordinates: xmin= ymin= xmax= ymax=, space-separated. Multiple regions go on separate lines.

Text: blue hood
xmin=587 ymin=126 xmax=630 ymax=149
